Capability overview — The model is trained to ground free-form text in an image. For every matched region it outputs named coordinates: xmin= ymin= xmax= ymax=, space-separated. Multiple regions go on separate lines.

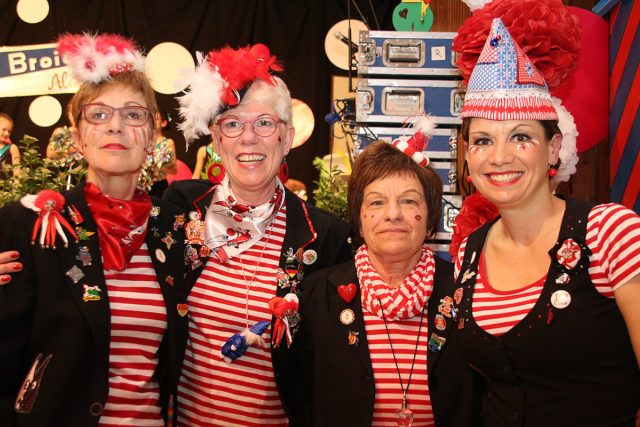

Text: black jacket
xmin=0 ymin=182 xmax=189 ymax=426
xmin=291 ymin=257 xmax=481 ymax=426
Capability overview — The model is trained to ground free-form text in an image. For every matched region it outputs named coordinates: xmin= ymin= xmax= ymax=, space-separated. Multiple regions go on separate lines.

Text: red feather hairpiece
xmin=207 ymin=45 xmax=282 ymax=106
xmin=177 ymin=44 xmax=283 ymax=146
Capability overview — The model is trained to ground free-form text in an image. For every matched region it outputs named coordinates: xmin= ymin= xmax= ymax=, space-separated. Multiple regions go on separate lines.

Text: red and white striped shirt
xmin=454 ymin=203 xmax=640 ymax=336
xmin=177 ymin=207 xmax=288 ymax=426
xmin=363 ymin=307 xmax=433 ymax=426
xmin=99 ymin=243 xmax=167 ymax=426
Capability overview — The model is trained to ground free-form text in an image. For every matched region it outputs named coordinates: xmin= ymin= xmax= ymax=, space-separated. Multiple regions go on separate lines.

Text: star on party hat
xmin=461 ymin=18 xmax=558 ymax=121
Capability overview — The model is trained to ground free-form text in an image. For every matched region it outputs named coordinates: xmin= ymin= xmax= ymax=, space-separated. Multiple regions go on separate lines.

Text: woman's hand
xmin=0 ymin=250 xmax=22 ymax=284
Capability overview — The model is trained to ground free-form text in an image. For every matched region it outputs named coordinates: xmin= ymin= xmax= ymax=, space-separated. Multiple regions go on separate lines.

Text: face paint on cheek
xmin=468 ymin=145 xmax=482 ymax=155
xmin=132 ymin=127 xmax=148 ymax=149
xmin=415 ymin=215 xmax=422 ymax=221
xmin=81 ymin=126 xmax=94 ymax=147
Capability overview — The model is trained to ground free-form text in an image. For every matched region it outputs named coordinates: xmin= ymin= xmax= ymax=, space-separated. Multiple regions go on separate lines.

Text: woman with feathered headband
xmin=0 ymin=33 xmax=188 ymax=425
xmin=453 ymin=18 xmax=640 ymax=425
xmin=161 ymin=44 xmax=352 ymax=425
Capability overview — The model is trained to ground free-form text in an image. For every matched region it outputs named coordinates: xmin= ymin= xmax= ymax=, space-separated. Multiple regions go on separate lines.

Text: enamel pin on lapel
xmin=338 ymin=283 xmax=357 ymax=303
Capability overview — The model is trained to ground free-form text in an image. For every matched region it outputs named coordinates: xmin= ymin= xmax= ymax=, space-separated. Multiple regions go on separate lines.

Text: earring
xmin=278 ymin=157 xmax=289 ymax=183
xmin=466 ymin=176 xmax=473 ymax=183
xmin=548 ymin=163 xmax=558 ymax=177
xmin=207 ymin=162 xmax=225 ymax=184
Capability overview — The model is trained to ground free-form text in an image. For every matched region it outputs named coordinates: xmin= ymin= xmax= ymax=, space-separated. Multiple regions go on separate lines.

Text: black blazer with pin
xmin=0 ymin=181 xmax=189 ymax=426
xmin=163 ymin=178 xmax=354 ymax=421
xmin=290 ymin=257 xmax=481 ymax=426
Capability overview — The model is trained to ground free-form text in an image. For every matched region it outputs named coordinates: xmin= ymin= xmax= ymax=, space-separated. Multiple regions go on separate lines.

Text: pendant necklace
xmin=378 ymin=298 xmax=426 ymax=427
xmin=238 ymin=224 xmax=275 ymax=328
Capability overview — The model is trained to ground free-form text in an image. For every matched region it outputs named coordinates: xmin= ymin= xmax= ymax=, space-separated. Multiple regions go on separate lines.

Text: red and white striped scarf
xmin=356 ymin=243 xmax=435 ymax=321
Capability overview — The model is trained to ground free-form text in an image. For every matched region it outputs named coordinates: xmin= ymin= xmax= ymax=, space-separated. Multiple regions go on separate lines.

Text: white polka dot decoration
xmin=16 ymin=0 xmax=49 ymax=24
xmin=145 ymin=42 xmax=195 ymax=94
xmin=29 ymin=95 xmax=62 ymax=127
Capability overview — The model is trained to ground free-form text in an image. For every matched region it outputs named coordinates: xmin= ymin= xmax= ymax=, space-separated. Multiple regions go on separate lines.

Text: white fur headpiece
xmin=57 ymin=33 xmax=145 ymax=85
xmin=552 ymin=97 xmax=579 ymax=187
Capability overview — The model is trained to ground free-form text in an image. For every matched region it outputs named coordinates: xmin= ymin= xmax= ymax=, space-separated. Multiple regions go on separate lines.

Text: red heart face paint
xmin=415 ymin=215 xmax=422 ymax=221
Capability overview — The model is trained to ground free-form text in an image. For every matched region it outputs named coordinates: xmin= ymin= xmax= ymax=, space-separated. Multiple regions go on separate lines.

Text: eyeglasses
xmin=217 ymin=116 xmax=282 ymax=138
xmin=81 ymin=104 xmax=151 ymax=127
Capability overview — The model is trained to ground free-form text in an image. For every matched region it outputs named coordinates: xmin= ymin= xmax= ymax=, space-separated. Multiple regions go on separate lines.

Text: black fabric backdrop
xmin=0 ymin=0 xmax=397 ymax=194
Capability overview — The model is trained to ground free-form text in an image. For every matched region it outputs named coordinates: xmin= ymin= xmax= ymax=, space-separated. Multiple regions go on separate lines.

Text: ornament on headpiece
xmin=177 ymin=44 xmax=282 ymax=146
xmin=57 ymin=33 xmax=145 ymax=85
xmin=392 ymin=114 xmax=436 ymax=167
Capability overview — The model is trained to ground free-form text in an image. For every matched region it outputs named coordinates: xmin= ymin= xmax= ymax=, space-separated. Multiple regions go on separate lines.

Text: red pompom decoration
xmin=34 ymin=189 xmax=65 ymax=212
xmin=449 ymin=192 xmax=499 ymax=257
xmin=250 ymin=43 xmax=271 ymax=61
xmin=452 ymin=0 xmax=581 ymax=90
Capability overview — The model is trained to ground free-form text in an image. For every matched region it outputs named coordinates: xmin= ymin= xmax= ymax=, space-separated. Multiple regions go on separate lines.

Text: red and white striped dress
xmin=99 ymin=243 xmax=167 ymax=426
xmin=177 ymin=207 xmax=288 ymax=426
xmin=454 ymin=203 xmax=640 ymax=336
xmin=363 ymin=310 xmax=433 ymax=426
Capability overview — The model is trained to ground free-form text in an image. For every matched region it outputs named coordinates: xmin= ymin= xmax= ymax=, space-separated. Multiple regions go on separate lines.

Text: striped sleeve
xmin=453 ymin=238 xmax=468 ymax=280
xmin=587 ymin=203 xmax=640 ymax=295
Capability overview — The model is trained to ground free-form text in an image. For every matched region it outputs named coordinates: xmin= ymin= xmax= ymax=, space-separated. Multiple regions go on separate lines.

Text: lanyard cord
xmin=378 ymin=298 xmax=426 ymax=408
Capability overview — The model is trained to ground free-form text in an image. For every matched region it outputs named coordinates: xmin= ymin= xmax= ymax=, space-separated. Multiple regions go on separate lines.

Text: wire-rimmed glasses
xmin=217 ymin=116 xmax=282 ymax=138
xmin=81 ymin=104 xmax=152 ymax=127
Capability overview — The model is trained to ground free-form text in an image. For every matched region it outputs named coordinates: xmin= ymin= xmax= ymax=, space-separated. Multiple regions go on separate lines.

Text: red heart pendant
xmin=338 ymin=283 xmax=357 ymax=303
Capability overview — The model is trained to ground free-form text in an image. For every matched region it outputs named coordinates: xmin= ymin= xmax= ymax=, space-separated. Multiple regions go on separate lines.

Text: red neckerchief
xmin=84 ymin=181 xmax=151 ymax=271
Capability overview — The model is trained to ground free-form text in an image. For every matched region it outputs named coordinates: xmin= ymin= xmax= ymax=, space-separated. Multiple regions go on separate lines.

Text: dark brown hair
xmin=348 ymin=141 xmax=443 ymax=245
xmin=460 ymin=117 xmax=561 ymax=143
xmin=71 ymin=70 xmax=158 ymax=131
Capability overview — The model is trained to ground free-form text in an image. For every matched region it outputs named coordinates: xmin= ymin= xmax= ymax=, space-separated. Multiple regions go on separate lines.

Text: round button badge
xmin=339 ymin=308 xmax=355 ymax=325
xmin=550 ymin=290 xmax=571 ymax=309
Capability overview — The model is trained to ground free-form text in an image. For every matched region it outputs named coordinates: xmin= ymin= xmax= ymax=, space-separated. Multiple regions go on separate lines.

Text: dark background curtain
xmin=0 ymin=0 xmax=398 ymax=193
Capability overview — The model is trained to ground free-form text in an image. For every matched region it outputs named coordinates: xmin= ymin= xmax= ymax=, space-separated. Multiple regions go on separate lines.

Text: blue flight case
xmin=358 ymin=30 xmax=461 ymax=77
xmin=356 ymin=78 xmax=464 ymax=125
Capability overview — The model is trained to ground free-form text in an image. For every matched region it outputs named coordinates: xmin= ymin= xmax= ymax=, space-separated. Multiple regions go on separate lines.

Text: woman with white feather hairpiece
xmin=160 ymin=44 xmax=353 ymax=426
xmin=0 ymin=33 xmax=188 ymax=426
